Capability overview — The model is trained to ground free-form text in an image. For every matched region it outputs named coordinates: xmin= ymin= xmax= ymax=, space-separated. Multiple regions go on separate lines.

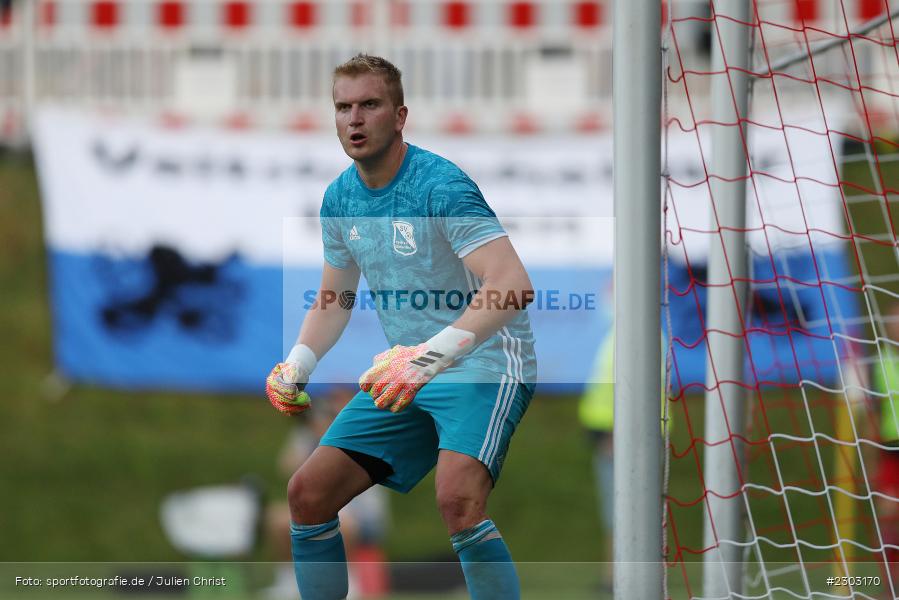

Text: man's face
xmin=333 ymin=73 xmax=406 ymax=163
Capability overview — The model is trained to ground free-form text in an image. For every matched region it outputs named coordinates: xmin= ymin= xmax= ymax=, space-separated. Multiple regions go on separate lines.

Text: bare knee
xmin=435 ymin=451 xmax=492 ymax=534
xmin=436 ymin=486 xmax=485 ymax=534
xmin=287 ymin=470 xmax=338 ymax=525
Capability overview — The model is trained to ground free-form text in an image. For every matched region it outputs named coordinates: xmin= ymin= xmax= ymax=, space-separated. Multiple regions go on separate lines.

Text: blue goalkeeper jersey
xmin=320 ymin=143 xmax=537 ymax=386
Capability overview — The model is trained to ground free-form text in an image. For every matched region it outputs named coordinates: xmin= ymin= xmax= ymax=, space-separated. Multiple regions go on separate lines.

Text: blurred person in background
xmin=578 ymin=327 xmax=667 ymax=586
xmin=264 ymin=386 xmax=389 ymax=600
xmin=577 ymin=333 xmax=614 ymax=584
xmin=873 ymin=302 xmax=899 ymax=573
xmin=265 ymin=54 xmax=537 ymax=600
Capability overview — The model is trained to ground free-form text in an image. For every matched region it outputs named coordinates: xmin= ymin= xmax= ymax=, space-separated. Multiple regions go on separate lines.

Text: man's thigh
xmin=415 ymin=370 xmax=533 ymax=485
xmin=320 ymin=389 xmax=440 ymax=493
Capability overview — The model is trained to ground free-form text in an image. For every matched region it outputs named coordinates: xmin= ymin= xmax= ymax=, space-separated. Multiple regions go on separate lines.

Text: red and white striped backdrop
xmin=2 ymin=0 xmax=884 ymax=34
xmin=0 ymin=1 xmax=614 ymax=138
xmin=0 ymin=0 xmax=892 ymax=142
xmin=0 ymin=1 xmax=611 ymax=32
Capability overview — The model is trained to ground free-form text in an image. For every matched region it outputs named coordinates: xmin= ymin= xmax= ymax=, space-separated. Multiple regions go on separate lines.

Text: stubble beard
xmin=349 ymin=132 xmax=398 ymax=170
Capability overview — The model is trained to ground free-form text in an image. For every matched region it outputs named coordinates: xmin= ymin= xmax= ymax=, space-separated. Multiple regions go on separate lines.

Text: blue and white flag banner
xmin=32 ymin=106 xmax=854 ymax=393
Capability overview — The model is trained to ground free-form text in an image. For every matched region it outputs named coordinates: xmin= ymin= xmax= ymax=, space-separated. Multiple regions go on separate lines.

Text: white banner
xmin=34 ymin=107 xmax=843 ymax=268
xmin=33 ymin=107 xmax=615 ymax=268
xmin=31 ymin=107 xmax=849 ymax=392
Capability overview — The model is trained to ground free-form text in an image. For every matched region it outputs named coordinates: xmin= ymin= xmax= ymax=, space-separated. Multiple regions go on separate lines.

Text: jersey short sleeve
xmin=319 ymin=188 xmax=354 ymax=269
xmin=431 ymin=178 xmax=507 ymax=258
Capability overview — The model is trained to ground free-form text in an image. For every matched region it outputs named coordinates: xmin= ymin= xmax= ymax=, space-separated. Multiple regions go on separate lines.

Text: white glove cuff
xmin=427 ymin=326 xmax=476 ymax=361
xmin=286 ymin=343 xmax=318 ymax=374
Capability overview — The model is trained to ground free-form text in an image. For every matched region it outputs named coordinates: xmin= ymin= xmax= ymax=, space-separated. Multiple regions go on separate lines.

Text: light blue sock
xmin=290 ymin=518 xmax=348 ymax=600
xmin=451 ymin=519 xmax=520 ymax=600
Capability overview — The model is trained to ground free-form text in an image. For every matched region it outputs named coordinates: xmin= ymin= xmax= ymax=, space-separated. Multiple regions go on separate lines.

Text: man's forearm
xmin=295 ymin=294 xmax=354 ymax=360
xmin=453 ymin=275 xmax=533 ymax=345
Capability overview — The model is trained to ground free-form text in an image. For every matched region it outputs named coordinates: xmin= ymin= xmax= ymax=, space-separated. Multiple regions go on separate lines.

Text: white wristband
xmin=286 ymin=344 xmax=318 ymax=374
xmin=426 ymin=326 xmax=477 ymax=361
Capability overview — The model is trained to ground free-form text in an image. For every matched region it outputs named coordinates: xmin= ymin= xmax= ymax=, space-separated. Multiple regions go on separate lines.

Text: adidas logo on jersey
xmin=349 ymin=226 xmax=361 ymax=241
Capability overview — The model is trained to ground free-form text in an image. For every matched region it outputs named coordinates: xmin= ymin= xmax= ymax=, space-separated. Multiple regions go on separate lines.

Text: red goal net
xmin=663 ymin=1 xmax=899 ymax=597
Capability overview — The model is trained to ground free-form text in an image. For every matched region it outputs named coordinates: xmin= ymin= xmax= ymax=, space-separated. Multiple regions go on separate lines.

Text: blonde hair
xmin=333 ymin=54 xmax=404 ymax=107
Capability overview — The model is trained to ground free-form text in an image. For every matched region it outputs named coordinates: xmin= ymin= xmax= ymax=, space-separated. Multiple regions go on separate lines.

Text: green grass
xmin=2 ymin=137 xmax=898 ymax=599
xmin=0 ymin=152 xmax=604 ymax=567
xmin=387 ymin=395 xmax=603 ymax=563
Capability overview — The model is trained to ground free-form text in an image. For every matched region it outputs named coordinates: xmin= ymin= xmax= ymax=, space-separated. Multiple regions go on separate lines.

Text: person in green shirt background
xmin=578 ymin=333 xmax=616 ymax=543
xmin=578 ymin=330 xmax=667 ymax=582
xmin=873 ymin=303 xmax=899 ymax=568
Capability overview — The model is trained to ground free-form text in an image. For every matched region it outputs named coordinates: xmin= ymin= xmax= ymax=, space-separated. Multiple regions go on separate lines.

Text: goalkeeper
xmin=266 ymin=54 xmax=537 ymax=600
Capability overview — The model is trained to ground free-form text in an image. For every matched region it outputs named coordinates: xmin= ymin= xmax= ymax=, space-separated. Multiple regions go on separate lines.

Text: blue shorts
xmin=319 ymin=369 xmax=534 ymax=493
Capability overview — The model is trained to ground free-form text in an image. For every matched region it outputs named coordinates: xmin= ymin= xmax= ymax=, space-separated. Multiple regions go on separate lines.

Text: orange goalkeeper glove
xmin=265 ymin=344 xmax=317 ymax=415
xmin=359 ymin=327 xmax=476 ymax=413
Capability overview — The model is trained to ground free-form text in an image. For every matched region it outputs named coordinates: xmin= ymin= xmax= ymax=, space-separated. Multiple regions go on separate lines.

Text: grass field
xmin=0 ymin=151 xmax=606 ymax=596
xmin=2 ymin=142 xmax=897 ymax=599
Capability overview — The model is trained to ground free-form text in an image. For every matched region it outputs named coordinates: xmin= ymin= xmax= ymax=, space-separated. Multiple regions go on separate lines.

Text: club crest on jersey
xmin=392 ymin=220 xmax=417 ymax=255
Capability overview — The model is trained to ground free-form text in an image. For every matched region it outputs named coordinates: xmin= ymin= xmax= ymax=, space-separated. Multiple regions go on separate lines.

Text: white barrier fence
xmin=0 ymin=0 xmax=881 ymax=146
xmin=1 ymin=0 xmax=620 ymax=145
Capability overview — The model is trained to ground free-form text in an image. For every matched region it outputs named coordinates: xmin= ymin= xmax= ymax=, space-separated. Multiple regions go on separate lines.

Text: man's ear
xmin=396 ymin=105 xmax=408 ymax=131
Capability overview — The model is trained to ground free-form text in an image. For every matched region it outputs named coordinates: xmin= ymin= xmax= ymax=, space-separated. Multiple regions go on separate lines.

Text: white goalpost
xmin=700 ymin=0 xmax=751 ymax=595
xmin=612 ymin=0 xmax=664 ymax=598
